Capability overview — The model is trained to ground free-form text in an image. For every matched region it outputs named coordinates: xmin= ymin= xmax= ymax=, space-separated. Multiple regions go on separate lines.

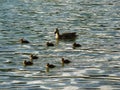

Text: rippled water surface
xmin=0 ymin=0 xmax=120 ymax=89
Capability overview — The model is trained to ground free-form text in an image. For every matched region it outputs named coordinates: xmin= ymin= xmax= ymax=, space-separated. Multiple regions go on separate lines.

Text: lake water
xmin=0 ymin=0 xmax=120 ymax=89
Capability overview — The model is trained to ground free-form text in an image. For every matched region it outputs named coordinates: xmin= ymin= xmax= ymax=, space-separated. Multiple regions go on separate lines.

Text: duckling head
xmin=61 ymin=58 xmax=65 ymax=66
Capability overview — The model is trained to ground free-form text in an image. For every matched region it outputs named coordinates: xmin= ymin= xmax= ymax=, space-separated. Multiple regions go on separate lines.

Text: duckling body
xmin=23 ymin=60 xmax=33 ymax=66
xmin=46 ymin=63 xmax=56 ymax=68
xmin=73 ymin=42 xmax=81 ymax=48
xmin=30 ymin=54 xmax=38 ymax=59
xmin=20 ymin=38 xmax=30 ymax=44
xmin=46 ymin=42 xmax=54 ymax=46
xmin=54 ymin=28 xmax=77 ymax=40
xmin=61 ymin=58 xmax=71 ymax=64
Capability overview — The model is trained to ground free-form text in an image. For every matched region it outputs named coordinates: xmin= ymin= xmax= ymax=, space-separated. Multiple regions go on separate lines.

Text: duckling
xmin=73 ymin=42 xmax=81 ymax=49
xmin=61 ymin=58 xmax=71 ymax=66
xmin=54 ymin=28 xmax=77 ymax=40
xmin=20 ymin=38 xmax=30 ymax=44
xmin=46 ymin=63 xmax=56 ymax=72
xmin=23 ymin=60 xmax=33 ymax=66
xmin=46 ymin=63 xmax=56 ymax=68
xmin=46 ymin=42 xmax=54 ymax=46
xmin=30 ymin=54 xmax=39 ymax=60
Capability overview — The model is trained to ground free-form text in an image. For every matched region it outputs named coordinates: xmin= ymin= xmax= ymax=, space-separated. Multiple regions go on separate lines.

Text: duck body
xmin=54 ymin=28 xmax=77 ymax=40
xmin=61 ymin=58 xmax=71 ymax=64
xmin=30 ymin=54 xmax=39 ymax=59
xmin=20 ymin=38 xmax=30 ymax=44
xmin=46 ymin=63 xmax=56 ymax=68
xmin=23 ymin=60 xmax=33 ymax=66
xmin=46 ymin=42 xmax=54 ymax=46
xmin=73 ymin=42 xmax=81 ymax=47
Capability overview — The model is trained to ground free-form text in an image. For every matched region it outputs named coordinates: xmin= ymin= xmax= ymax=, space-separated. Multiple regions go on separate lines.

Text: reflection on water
xmin=0 ymin=0 xmax=120 ymax=89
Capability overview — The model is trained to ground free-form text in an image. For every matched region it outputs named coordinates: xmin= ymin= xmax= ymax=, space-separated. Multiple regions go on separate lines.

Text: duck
xmin=23 ymin=60 xmax=33 ymax=66
xmin=20 ymin=38 xmax=30 ymax=44
xmin=54 ymin=28 xmax=77 ymax=40
xmin=61 ymin=58 xmax=71 ymax=66
xmin=46 ymin=63 xmax=56 ymax=72
xmin=73 ymin=42 xmax=81 ymax=48
xmin=30 ymin=54 xmax=39 ymax=60
xmin=46 ymin=42 xmax=54 ymax=46
xmin=46 ymin=63 xmax=56 ymax=68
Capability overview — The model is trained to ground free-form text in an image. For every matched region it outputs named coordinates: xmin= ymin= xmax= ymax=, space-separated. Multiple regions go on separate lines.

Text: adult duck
xmin=54 ymin=28 xmax=77 ymax=40
xmin=20 ymin=38 xmax=30 ymax=44
xmin=23 ymin=60 xmax=33 ymax=66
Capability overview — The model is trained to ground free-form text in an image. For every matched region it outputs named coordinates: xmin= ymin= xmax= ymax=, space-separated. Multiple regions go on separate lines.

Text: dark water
xmin=0 ymin=0 xmax=120 ymax=89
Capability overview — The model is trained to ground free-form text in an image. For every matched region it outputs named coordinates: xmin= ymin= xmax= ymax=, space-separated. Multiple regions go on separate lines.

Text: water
xmin=0 ymin=0 xmax=120 ymax=89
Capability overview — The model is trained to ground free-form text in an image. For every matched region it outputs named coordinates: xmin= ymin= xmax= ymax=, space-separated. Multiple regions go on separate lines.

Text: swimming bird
xmin=30 ymin=54 xmax=39 ymax=60
xmin=46 ymin=63 xmax=56 ymax=72
xmin=54 ymin=28 xmax=77 ymax=40
xmin=46 ymin=42 xmax=54 ymax=46
xmin=20 ymin=38 xmax=30 ymax=44
xmin=61 ymin=57 xmax=71 ymax=66
xmin=61 ymin=58 xmax=71 ymax=64
xmin=73 ymin=42 xmax=81 ymax=49
xmin=46 ymin=63 xmax=56 ymax=68
xmin=23 ymin=60 xmax=33 ymax=66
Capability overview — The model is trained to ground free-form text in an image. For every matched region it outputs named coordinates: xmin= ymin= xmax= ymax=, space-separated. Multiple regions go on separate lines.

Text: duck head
xmin=54 ymin=28 xmax=59 ymax=39
xmin=46 ymin=63 xmax=50 ymax=72
xmin=61 ymin=58 xmax=64 ymax=62
xmin=30 ymin=54 xmax=33 ymax=59
xmin=46 ymin=63 xmax=50 ymax=67
xmin=20 ymin=38 xmax=23 ymax=42
xmin=61 ymin=58 xmax=65 ymax=66
xmin=54 ymin=28 xmax=59 ymax=34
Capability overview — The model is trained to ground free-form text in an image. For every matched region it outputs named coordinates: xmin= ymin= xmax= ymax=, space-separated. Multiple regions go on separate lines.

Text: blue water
xmin=0 ymin=0 xmax=120 ymax=89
